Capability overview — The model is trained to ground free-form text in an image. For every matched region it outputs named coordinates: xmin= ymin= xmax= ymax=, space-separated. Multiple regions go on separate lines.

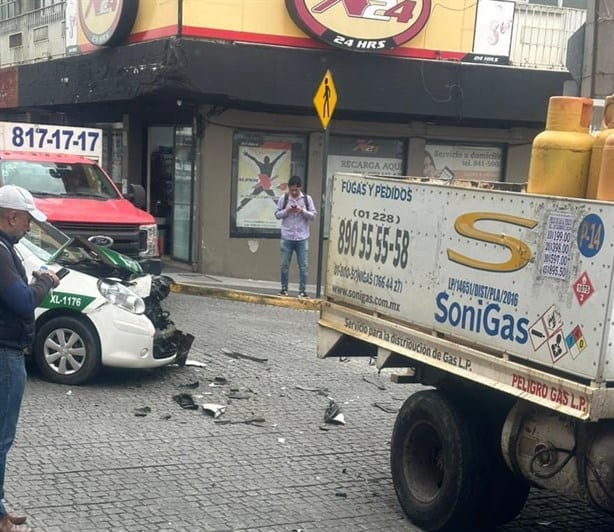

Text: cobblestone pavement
xmin=6 ymin=294 xmax=614 ymax=531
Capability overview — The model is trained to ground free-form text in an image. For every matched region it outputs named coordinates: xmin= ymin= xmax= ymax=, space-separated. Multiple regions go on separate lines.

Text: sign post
xmin=313 ymin=70 xmax=337 ymax=298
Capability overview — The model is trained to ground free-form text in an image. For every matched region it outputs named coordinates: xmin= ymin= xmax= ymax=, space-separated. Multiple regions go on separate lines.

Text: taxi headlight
xmin=97 ymin=279 xmax=146 ymax=314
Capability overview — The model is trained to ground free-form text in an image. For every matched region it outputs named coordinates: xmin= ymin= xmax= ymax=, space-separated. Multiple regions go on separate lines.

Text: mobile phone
xmin=55 ymin=267 xmax=70 ymax=279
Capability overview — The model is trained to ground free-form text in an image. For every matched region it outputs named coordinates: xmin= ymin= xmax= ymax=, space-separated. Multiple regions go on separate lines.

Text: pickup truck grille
xmin=54 ymin=222 xmax=146 ymax=258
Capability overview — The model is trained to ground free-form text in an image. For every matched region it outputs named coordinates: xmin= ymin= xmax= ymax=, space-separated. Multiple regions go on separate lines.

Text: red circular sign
xmin=286 ymin=0 xmax=431 ymax=52
xmin=79 ymin=0 xmax=139 ymax=47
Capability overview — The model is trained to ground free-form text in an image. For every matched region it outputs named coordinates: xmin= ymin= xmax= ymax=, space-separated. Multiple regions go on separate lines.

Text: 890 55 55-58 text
xmin=337 ymin=218 xmax=410 ymax=269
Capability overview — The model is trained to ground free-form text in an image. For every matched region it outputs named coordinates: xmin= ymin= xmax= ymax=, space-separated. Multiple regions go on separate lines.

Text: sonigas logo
xmin=79 ymin=0 xmax=139 ymax=47
xmin=286 ymin=0 xmax=431 ymax=51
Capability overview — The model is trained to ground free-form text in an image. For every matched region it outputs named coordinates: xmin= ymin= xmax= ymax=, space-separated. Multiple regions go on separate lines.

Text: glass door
xmin=172 ymin=126 xmax=195 ymax=262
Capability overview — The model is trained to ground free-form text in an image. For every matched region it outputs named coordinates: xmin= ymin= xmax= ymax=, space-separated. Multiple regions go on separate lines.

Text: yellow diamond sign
xmin=313 ymin=69 xmax=337 ymax=130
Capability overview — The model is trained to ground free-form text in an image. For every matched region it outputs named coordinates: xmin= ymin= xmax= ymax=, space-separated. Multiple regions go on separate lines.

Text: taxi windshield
xmin=20 ymin=220 xmax=89 ymax=265
xmin=0 ymin=160 xmax=120 ymax=199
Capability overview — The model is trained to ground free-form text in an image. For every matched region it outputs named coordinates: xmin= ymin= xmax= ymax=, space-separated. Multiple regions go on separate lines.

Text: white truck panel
xmin=319 ymin=302 xmax=613 ymax=420
xmin=0 ymin=121 xmax=103 ymax=160
xmin=325 ymin=173 xmax=614 ymax=383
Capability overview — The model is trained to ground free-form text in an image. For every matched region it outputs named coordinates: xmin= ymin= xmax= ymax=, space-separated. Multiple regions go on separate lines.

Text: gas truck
xmin=317 ymin=96 xmax=614 ymax=530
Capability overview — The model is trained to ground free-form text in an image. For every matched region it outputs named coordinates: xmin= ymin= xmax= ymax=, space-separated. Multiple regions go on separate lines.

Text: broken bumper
xmin=154 ymin=328 xmax=194 ymax=365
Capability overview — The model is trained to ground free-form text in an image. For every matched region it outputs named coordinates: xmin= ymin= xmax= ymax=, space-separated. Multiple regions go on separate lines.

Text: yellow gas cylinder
xmin=595 ymin=133 xmax=614 ymax=200
xmin=527 ymin=96 xmax=594 ymax=198
xmin=590 ymin=96 xmax=614 ymax=200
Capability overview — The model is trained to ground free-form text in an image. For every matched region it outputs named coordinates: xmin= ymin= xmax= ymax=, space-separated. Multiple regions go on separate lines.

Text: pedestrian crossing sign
xmin=313 ymin=69 xmax=337 ymax=130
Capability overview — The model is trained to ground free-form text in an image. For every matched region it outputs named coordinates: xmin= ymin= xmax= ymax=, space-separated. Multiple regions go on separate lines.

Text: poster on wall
xmin=231 ymin=131 xmax=308 ymax=237
xmin=424 ymin=143 xmax=503 ymax=182
xmin=324 ymin=136 xmax=405 ymax=236
xmin=471 ymin=0 xmax=515 ymax=63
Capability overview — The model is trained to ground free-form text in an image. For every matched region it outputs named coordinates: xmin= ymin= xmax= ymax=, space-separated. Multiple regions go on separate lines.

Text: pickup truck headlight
xmin=97 ymin=279 xmax=145 ymax=314
xmin=139 ymin=224 xmax=158 ymax=258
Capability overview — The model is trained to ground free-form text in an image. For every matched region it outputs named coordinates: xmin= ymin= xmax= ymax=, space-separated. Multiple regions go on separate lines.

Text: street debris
xmin=201 ymin=403 xmax=226 ymax=418
xmin=209 ymin=376 xmax=229 ymax=387
xmin=172 ymin=393 xmax=199 ymax=410
xmin=179 ymin=380 xmax=200 ymax=389
xmin=221 ymin=347 xmax=268 ymax=363
xmin=294 ymin=385 xmax=329 ymax=396
xmin=373 ymin=402 xmax=399 ymax=414
xmin=363 ymin=375 xmax=386 ymax=390
xmin=133 ymin=406 xmax=151 ymax=417
xmin=324 ymin=399 xmax=346 ymax=425
xmin=184 ymin=360 xmax=207 ymax=368
xmin=214 ymin=416 xmax=265 ymax=426
xmin=226 ymin=387 xmax=253 ymax=400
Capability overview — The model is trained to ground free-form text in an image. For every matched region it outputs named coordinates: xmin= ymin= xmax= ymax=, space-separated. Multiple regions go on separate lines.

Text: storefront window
xmin=230 ymin=130 xmax=308 ymax=238
xmin=324 ymin=136 xmax=406 ymax=236
xmin=173 ymin=127 xmax=194 ymax=261
xmin=424 ymin=143 xmax=504 ymax=182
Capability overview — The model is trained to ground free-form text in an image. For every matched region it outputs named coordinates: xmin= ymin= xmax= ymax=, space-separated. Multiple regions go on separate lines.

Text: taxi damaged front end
xmin=144 ymin=275 xmax=194 ymax=365
xmin=68 ymin=233 xmax=194 ymax=364
xmin=96 ymin=273 xmax=194 ymax=366
xmin=25 ymin=221 xmax=194 ymax=368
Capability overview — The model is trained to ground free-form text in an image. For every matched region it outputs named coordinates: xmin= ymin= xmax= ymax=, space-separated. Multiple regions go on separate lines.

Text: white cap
xmin=0 ymin=185 xmax=46 ymax=222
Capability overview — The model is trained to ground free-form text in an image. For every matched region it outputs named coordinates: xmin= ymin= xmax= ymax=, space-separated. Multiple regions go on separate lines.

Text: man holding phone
xmin=274 ymin=176 xmax=317 ymax=298
xmin=0 ymin=185 xmax=60 ymax=531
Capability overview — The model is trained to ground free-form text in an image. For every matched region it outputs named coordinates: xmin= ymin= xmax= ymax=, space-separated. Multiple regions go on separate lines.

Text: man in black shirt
xmin=0 ymin=185 xmax=59 ymax=532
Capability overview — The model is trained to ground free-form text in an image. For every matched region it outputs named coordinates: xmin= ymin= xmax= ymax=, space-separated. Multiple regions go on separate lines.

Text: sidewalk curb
xmin=170 ymin=282 xmax=322 ymax=310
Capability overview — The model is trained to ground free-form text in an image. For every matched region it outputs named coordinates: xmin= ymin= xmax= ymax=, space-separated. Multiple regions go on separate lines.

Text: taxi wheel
xmin=34 ymin=316 xmax=101 ymax=385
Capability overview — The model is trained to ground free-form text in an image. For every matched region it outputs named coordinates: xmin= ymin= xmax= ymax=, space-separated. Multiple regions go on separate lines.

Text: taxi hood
xmin=49 ymin=236 xmax=144 ymax=276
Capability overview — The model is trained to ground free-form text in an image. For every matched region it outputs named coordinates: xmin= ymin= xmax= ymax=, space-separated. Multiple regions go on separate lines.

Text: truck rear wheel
xmin=390 ymin=389 xmax=487 ymax=531
xmin=34 ymin=316 xmax=101 ymax=385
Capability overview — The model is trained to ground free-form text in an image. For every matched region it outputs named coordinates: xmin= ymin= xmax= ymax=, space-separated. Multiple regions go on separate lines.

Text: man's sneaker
xmin=279 ymin=289 xmax=288 ymax=296
xmin=7 ymin=514 xmax=26 ymax=526
xmin=297 ymin=292 xmax=308 ymax=299
xmin=0 ymin=514 xmax=30 ymax=531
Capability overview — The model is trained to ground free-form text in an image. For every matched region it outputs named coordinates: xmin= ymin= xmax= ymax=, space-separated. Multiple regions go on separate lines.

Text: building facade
xmin=0 ymin=0 xmax=588 ymax=282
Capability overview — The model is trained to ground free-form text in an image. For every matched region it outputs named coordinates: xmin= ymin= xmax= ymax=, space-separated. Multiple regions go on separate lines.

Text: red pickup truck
xmin=0 ymin=121 xmax=160 ymax=273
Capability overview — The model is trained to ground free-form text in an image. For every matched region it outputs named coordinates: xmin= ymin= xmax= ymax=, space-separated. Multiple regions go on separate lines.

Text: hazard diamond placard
xmin=573 ymin=272 xmax=594 ymax=306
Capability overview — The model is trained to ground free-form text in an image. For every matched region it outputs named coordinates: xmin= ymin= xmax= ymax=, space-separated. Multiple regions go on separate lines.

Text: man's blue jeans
xmin=280 ymin=238 xmax=308 ymax=293
xmin=0 ymin=348 xmax=26 ymax=518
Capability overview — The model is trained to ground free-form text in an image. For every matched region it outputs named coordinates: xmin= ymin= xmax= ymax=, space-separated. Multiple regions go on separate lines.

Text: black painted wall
xmin=15 ymin=37 xmax=569 ymax=128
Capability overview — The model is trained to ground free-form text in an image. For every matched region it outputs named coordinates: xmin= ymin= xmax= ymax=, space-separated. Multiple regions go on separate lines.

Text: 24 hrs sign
xmin=286 ymin=0 xmax=431 ymax=52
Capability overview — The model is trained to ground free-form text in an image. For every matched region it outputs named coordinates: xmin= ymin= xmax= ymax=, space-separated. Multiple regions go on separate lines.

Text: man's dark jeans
xmin=0 ymin=347 xmax=26 ymax=518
